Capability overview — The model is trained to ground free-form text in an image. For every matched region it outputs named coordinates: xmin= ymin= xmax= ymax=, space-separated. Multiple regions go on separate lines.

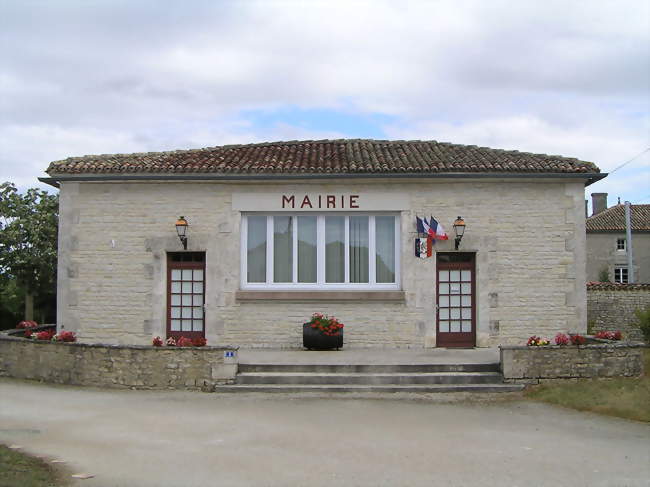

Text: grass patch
xmin=0 ymin=445 xmax=68 ymax=487
xmin=525 ymin=349 xmax=650 ymax=422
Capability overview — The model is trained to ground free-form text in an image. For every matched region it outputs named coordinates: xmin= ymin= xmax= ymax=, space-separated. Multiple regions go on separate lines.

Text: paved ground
xmin=1 ymin=378 xmax=649 ymax=487
xmin=238 ymin=347 xmax=500 ymax=364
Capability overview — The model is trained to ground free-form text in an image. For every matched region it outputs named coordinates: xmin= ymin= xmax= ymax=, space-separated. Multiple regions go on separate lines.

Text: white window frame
xmin=616 ymin=238 xmax=626 ymax=252
xmin=241 ymin=213 xmax=401 ymax=290
xmin=614 ymin=267 xmax=628 ymax=284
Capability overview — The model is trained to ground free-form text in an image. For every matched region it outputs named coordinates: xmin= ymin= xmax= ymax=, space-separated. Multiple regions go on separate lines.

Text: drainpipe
xmin=625 ymin=201 xmax=634 ymax=283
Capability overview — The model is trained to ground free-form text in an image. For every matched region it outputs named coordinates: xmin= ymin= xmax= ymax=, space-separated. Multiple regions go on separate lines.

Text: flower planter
xmin=303 ymin=323 xmax=343 ymax=350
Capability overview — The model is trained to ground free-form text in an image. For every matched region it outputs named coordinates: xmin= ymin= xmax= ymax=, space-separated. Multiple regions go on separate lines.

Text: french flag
xmin=429 ymin=216 xmax=449 ymax=240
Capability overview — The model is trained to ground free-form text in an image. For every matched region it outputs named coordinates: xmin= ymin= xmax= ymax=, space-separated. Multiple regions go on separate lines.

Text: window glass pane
xmin=326 ymin=216 xmax=345 ymax=283
xmin=439 ymin=283 xmax=449 ymax=294
xmin=193 ymin=295 xmax=203 ymax=306
xmin=461 ymin=322 xmax=472 ymax=332
xmin=171 ymin=269 xmax=182 ymax=280
xmin=461 ymin=270 xmax=471 ymax=281
xmin=439 ymin=270 xmax=449 ymax=281
xmin=171 ymin=282 xmax=181 ymax=293
xmin=439 ymin=321 xmax=450 ymax=333
xmin=450 ymin=321 xmax=461 ymax=332
xmin=461 ymin=283 xmax=471 ymax=294
xmin=171 ymin=307 xmax=181 ymax=318
xmin=193 ymin=282 xmax=203 ymax=294
xmin=298 ymin=216 xmax=317 ymax=283
xmin=450 ymin=270 xmax=461 ymax=281
xmin=450 ymin=308 xmax=461 ymax=319
xmin=192 ymin=320 xmax=203 ymax=332
xmin=439 ymin=296 xmax=449 ymax=307
xmin=461 ymin=295 xmax=471 ymax=306
xmin=182 ymin=269 xmax=193 ymax=281
xmin=450 ymin=283 xmax=461 ymax=294
xmin=182 ymin=282 xmax=192 ymax=293
xmin=247 ymin=215 xmax=267 ymax=283
xmin=171 ymin=319 xmax=181 ymax=331
xmin=462 ymin=308 xmax=471 ymax=319
xmin=171 ymin=295 xmax=181 ymax=306
xmin=181 ymin=320 xmax=192 ymax=331
xmin=273 ymin=216 xmax=293 ymax=283
xmin=450 ymin=295 xmax=461 ymax=306
xmin=376 ymin=216 xmax=395 ymax=283
xmin=350 ymin=216 xmax=369 ymax=283
xmin=439 ymin=308 xmax=449 ymax=319
xmin=182 ymin=295 xmax=192 ymax=306
xmin=193 ymin=270 xmax=203 ymax=281
xmin=181 ymin=308 xmax=192 ymax=318
xmin=192 ymin=307 xmax=203 ymax=319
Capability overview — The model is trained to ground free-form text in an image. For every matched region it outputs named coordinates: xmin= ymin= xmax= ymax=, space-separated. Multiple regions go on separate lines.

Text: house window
xmin=616 ymin=238 xmax=626 ymax=251
xmin=614 ymin=267 xmax=628 ymax=284
xmin=241 ymin=214 xmax=400 ymax=289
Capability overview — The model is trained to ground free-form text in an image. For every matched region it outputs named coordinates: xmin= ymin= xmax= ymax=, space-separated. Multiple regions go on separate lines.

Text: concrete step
xmin=216 ymin=383 xmax=525 ymax=393
xmin=238 ymin=363 xmax=500 ymax=374
xmin=236 ymin=371 xmax=504 ymax=385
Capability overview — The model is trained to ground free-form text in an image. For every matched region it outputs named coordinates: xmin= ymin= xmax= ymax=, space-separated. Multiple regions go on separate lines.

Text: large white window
xmin=241 ymin=214 xmax=400 ymax=290
xmin=614 ymin=267 xmax=628 ymax=284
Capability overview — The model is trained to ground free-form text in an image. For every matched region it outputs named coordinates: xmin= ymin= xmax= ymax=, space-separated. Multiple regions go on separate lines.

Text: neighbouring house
xmin=41 ymin=139 xmax=604 ymax=348
xmin=586 ymin=194 xmax=650 ymax=283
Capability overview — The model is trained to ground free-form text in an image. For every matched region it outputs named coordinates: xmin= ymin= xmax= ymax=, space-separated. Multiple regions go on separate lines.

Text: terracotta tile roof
xmin=586 ymin=204 xmax=650 ymax=232
xmin=46 ymin=139 xmax=599 ymax=176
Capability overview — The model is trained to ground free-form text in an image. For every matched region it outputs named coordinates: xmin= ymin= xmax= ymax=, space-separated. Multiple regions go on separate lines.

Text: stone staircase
xmin=216 ymin=362 xmax=523 ymax=393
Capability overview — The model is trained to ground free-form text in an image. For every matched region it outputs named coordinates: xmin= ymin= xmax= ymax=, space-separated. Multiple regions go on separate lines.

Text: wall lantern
xmin=175 ymin=216 xmax=189 ymax=250
xmin=453 ymin=216 xmax=466 ymax=250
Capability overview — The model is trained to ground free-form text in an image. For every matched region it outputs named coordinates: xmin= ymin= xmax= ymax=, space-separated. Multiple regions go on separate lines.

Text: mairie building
xmin=42 ymin=139 xmax=605 ymax=348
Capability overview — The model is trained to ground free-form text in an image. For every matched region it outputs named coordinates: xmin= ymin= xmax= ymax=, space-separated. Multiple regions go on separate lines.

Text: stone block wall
xmin=56 ymin=179 xmax=587 ymax=348
xmin=587 ymin=283 xmax=650 ymax=341
xmin=0 ymin=335 xmax=238 ymax=390
xmin=500 ymin=344 xmax=645 ymax=383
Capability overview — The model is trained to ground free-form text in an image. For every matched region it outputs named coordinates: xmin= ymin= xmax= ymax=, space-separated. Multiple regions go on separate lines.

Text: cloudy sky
xmin=1 ymin=0 xmax=648 ymax=210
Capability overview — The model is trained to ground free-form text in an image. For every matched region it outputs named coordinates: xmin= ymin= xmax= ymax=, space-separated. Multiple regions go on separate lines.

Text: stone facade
xmin=587 ymin=283 xmax=650 ymax=341
xmin=500 ymin=344 xmax=645 ymax=383
xmin=56 ymin=178 xmax=588 ymax=348
xmin=0 ymin=335 xmax=238 ymax=390
xmin=586 ymin=232 xmax=650 ymax=283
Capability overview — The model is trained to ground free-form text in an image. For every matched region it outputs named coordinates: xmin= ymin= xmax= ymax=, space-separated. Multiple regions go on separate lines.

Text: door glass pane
xmin=376 ymin=216 xmax=395 ymax=283
xmin=349 ymin=216 xmax=369 ymax=283
xmin=193 ymin=295 xmax=203 ymax=306
xmin=461 ymin=283 xmax=471 ymax=294
xmin=171 ymin=282 xmax=181 ymax=293
xmin=298 ymin=216 xmax=317 ymax=283
xmin=182 ymin=308 xmax=192 ymax=319
xmin=171 ymin=269 xmax=182 ymax=280
xmin=182 ymin=295 xmax=192 ymax=306
xmin=192 ymin=320 xmax=203 ymax=332
xmin=450 ymin=308 xmax=461 ymax=319
xmin=193 ymin=282 xmax=203 ymax=294
xmin=439 ymin=308 xmax=449 ymax=319
xmin=450 ymin=321 xmax=461 ymax=332
xmin=461 ymin=322 xmax=472 ymax=333
xmin=450 ymin=270 xmax=460 ymax=281
xmin=193 ymin=307 xmax=203 ymax=319
xmin=439 ymin=321 xmax=450 ymax=332
xmin=462 ymin=308 xmax=471 ymax=319
xmin=247 ymin=215 xmax=267 ymax=282
xmin=439 ymin=270 xmax=449 ymax=281
xmin=193 ymin=269 xmax=203 ymax=281
xmin=171 ymin=319 xmax=181 ymax=331
xmin=326 ymin=216 xmax=345 ymax=283
xmin=182 ymin=282 xmax=192 ymax=293
xmin=439 ymin=296 xmax=449 ymax=307
xmin=450 ymin=296 xmax=461 ymax=306
xmin=273 ymin=216 xmax=293 ymax=283
xmin=171 ymin=307 xmax=181 ymax=318
xmin=171 ymin=294 xmax=181 ymax=306
xmin=450 ymin=283 xmax=461 ymax=294
xmin=461 ymin=270 xmax=471 ymax=281
xmin=461 ymin=295 xmax=471 ymax=306
xmin=439 ymin=283 xmax=449 ymax=294
xmin=181 ymin=320 xmax=192 ymax=331
xmin=182 ymin=269 xmax=193 ymax=280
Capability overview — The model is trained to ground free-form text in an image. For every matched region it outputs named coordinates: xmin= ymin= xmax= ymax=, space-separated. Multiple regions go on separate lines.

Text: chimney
xmin=591 ymin=193 xmax=608 ymax=216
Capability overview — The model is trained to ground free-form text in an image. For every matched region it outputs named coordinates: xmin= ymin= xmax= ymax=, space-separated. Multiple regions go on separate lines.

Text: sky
xmin=1 ymin=0 xmax=648 ymax=211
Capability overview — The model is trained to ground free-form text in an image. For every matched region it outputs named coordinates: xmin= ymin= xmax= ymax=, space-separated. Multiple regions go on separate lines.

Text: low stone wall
xmin=587 ymin=283 xmax=650 ymax=341
xmin=0 ymin=335 xmax=238 ymax=390
xmin=500 ymin=344 xmax=645 ymax=384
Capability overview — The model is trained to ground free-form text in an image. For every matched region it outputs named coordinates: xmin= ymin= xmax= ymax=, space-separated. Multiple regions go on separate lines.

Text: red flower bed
xmin=595 ymin=330 xmax=622 ymax=341
xmin=54 ymin=331 xmax=76 ymax=342
xmin=554 ymin=333 xmax=570 ymax=346
xmin=176 ymin=336 xmax=193 ymax=347
xmin=570 ymin=334 xmax=587 ymax=345
xmin=34 ymin=330 xmax=55 ymax=341
xmin=191 ymin=337 xmax=207 ymax=347
xmin=17 ymin=320 xmax=38 ymax=329
xmin=152 ymin=336 xmax=163 ymax=347
xmin=304 ymin=313 xmax=344 ymax=337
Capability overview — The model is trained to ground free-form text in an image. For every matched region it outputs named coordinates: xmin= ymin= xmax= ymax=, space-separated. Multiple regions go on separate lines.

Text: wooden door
xmin=167 ymin=252 xmax=206 ymax=340
xmin=436 ymin=252 xmax=476 ymax=347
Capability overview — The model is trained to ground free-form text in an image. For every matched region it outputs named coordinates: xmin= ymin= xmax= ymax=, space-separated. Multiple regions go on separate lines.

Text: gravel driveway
xmin=1 ymin=378 xmax=648 ymax=487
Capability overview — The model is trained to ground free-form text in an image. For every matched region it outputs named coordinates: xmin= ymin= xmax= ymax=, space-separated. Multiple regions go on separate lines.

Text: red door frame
xmin=436 ymin=252 xmax=476 ymax=348
xmin=166 ymin=252 xmax=206 ymax=341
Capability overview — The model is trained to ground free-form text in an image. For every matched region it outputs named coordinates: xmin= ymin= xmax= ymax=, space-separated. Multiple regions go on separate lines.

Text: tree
xmin=0 ymin=182 xmax=58 ymax=325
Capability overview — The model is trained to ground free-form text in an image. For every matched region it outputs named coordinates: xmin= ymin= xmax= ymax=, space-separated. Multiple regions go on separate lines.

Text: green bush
xmin=635 ymin=306 xmax=650 ymax=344
xmin=597 ymin=267 xmax=610 ymax=282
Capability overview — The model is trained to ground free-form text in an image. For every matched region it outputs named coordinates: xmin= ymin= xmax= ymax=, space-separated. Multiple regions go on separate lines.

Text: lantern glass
xmin=453 ymin=217 xmax=466 ymax=237
xmin=176 ymin=217 xmax=188 ymax=237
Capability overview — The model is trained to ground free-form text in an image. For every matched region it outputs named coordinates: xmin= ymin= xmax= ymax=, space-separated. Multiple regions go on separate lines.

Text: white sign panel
xmin=232 ymin=193 xmax=409 ymax=212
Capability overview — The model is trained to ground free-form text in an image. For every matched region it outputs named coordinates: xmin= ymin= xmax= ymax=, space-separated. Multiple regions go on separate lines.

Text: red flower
xmin=570 ymin=334 xmax=586 ymax=346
